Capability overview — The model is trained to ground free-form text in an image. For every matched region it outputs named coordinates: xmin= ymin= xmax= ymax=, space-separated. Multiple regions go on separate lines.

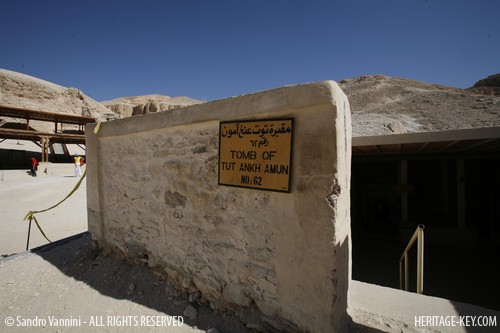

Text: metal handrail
xmin=399 ymin=224 xmax=425 ymax=294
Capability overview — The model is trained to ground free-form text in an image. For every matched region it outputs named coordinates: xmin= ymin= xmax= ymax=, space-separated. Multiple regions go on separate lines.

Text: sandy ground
xmin=0 ymin=170 xmax=255 ymax=333
xmin=3 ymin=173 xmax=497 ymax=332
xmin=0 ymin=172 xmax=87 ymax=256
xmin=0 ymin=139 xmax=87 ymax=256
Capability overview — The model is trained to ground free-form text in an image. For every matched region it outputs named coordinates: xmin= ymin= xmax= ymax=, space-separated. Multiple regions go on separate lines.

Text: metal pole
xmin=26 ymin=218 xmax=32 ymax=250
xmin=399 ymin=260 xmax=403 ymax=290
xmin=399 ymin=224 xmax=425 ymax=293
xmin=417 ymin=226 xmax=424 ymax=294
xmin=404 ymin=251 xmax=409 ymax=291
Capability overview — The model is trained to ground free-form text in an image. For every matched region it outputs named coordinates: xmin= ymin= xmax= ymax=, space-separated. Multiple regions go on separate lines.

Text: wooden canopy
xmin=0 ymin=105 xmax=96 ymax=162
xmin=0 ymin=105 xmax=96 ymax=126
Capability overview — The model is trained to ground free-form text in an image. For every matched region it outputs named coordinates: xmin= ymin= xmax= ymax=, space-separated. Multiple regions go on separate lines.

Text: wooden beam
xmin=0 ymin=104 xmax=95 ymax=125
xmin=0 ymin=128 xmax=86 ymax=144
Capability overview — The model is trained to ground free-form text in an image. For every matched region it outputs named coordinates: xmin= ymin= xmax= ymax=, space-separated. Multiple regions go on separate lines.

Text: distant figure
xmin=74 ymin=155 xmax=83 ymax=177
xmin=30 ymin=157 xmax=38 ymax=177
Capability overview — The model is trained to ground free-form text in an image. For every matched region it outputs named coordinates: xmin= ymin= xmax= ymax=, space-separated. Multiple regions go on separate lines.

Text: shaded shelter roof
xmin=0 ymin=105 xmax=95 ymax=125
xmin=0 ymin=105 xmax=96 ymax=145
xmin=0 ymin=128 xmax=86 ymax=144
xmin=352 ymin=126 xmax=500 ymax=158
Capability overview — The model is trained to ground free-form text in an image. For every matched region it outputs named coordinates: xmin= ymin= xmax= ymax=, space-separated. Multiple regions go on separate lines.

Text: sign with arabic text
xmin=218 ymin=118 xmax=293 ymax=192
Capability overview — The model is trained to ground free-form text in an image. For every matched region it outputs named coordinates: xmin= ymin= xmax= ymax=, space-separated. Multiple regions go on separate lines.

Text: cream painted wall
xmin=86 ymin=81 xmax=352 ymax=332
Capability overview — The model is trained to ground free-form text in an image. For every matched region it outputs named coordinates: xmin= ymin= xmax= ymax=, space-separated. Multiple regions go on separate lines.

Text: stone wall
xmin=86 ymin=81 xmax=352 ymax=332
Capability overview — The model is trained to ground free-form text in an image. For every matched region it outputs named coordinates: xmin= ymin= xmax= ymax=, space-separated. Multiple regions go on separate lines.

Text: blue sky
xmin=1 ymin=0 xmax=499 ymax=102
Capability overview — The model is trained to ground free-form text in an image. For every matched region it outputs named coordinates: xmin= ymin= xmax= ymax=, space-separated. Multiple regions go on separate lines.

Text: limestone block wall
xmin=86 ymin=81 xmax=352 ymax=332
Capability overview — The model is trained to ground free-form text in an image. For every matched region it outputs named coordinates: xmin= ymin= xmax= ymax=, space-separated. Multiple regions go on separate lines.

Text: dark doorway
xmin=351 ymin=155 xmax=500 ymax=311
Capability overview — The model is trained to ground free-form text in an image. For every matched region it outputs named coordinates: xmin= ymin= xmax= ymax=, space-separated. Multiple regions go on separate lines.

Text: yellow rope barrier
xmin=93 ymin=121 xmax=101 ymax=134
xmin=23 ymin=121 xmax=101 ymax=250
xmin=23 ymin=170 xmax=87 ymax=246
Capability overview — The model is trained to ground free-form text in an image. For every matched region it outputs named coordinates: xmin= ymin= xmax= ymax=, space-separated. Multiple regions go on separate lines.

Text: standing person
xmin=30 ymin=157 xmax=38 ymax=177
xmin=80 ymin=156 xmax=85 ymax=173
xmin=74 ymin=155 xmax=82 ymax=177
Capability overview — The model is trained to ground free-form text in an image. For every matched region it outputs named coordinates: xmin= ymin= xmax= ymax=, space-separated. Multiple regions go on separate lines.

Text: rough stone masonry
xmin=86 ymin=81 xmax=352 ymax=332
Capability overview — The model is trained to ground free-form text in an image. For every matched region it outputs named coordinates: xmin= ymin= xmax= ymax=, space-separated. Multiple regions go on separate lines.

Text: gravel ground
xmin=0 ymin=233 xmax=255 ymax=333
xmin=0 ymin=173 xmax=256 ymax=333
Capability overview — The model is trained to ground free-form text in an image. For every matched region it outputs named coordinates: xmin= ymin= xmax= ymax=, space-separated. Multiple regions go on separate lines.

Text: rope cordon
xmin=23 ymin=122 xmax=101 ymax=249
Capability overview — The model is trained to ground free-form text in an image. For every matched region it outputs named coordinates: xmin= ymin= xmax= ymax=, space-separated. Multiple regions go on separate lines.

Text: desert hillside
xmin=0 ymin=69 xmax=202 ymax=133
xmin=0 ymin=69 xmax=118 ymax=132
xmin=1 ymin=69 xmax=499 ymax=137
xmin=467 ymin=73 xmax=500 ymax=96
xmin=339 ymin=75 xmax=500 ymax=136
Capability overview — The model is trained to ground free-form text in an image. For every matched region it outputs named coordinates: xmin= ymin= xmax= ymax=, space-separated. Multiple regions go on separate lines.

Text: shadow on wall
xmin=31 ymin=232 xmax=257 ymax=333
xmin=29 ymin=233 xmax=365 ymax=333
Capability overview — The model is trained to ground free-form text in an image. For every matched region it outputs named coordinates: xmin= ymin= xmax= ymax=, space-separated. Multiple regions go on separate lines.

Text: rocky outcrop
xmin=2 ymin=68 xmax=498 ymax=138
xmin=0 ymin=69 xmax=118 ymax=132
xmin=0 ymin=69 xmax=202 ymax=133
xmin=101 ymin=94 xmax=203 ymax=118
xmin=339 ymin=75 xmax=500 ymax=136
xmin=467 ymin=73 xmax=500 ymax=96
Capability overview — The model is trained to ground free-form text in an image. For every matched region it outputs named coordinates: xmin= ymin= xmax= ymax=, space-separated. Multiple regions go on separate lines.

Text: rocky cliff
xmin=101 ymin=94 xmax=203 ymax=118
xmin=467 ymin=73 xmax=500 ymax=96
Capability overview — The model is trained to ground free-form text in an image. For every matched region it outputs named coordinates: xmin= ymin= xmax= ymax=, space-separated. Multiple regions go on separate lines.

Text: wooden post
xmin=400 ymin=160 xmax=408 ymax=224
xmin=41 ymin=137 xmax=45 ymax=162
xmin=457 ymin=159 xmax=466 ymax=228
xmin=46 ymin=137 xmax=50 ymax=162
xmin=41 ymin=137 xmax=51 ymax=162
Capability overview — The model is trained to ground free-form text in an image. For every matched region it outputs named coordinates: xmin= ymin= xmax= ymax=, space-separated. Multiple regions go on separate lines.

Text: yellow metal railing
xmin=399 ymin=224 xmax=425 ymax=294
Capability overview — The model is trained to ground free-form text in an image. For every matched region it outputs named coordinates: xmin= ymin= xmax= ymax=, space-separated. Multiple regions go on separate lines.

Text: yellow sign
xmin=218 ymin=118 xmax=293 ymax=192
